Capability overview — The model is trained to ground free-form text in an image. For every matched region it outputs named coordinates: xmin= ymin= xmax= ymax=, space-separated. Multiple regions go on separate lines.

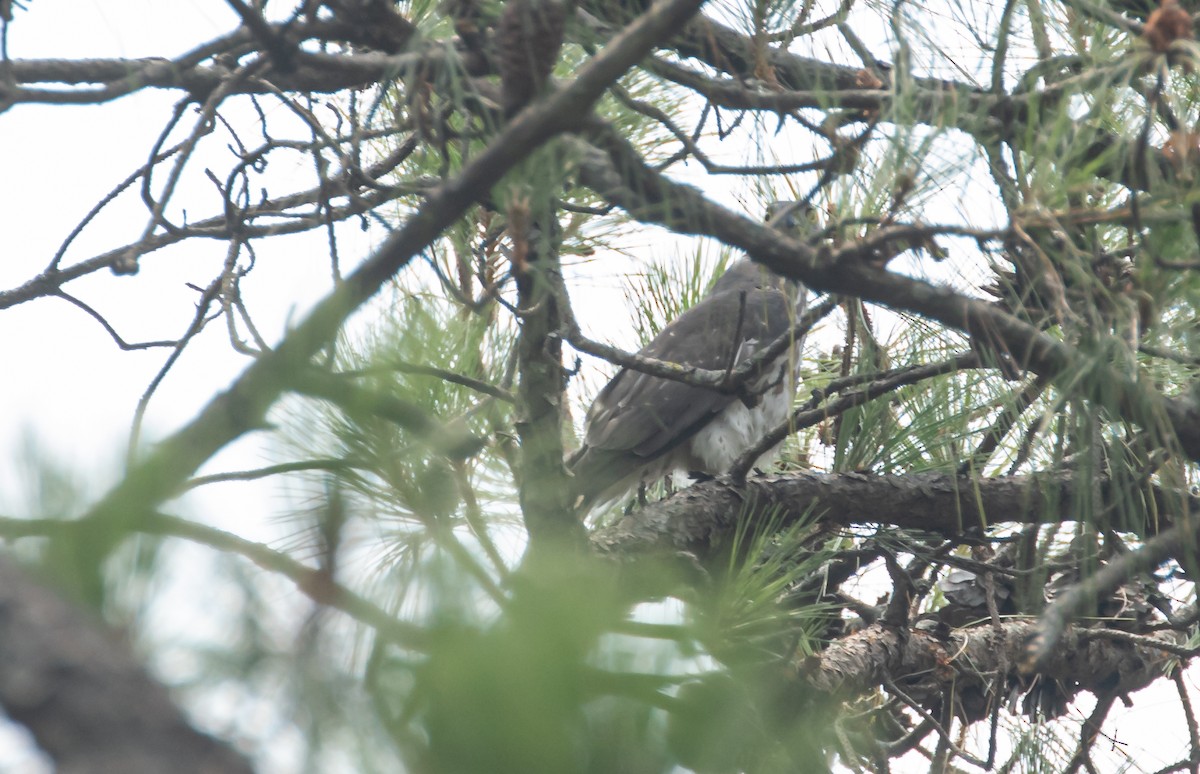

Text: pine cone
xmin=1145 ymin=0 xmax=1193 ymax=52
xmin=495 ymin=0 xmax=566 ymax=116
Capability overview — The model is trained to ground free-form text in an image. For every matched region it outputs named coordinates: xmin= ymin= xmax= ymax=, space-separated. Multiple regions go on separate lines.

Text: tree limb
xmin=805 ymin=620 xmax=1174 ymax=713
xmin=590 ymin=470 xmax=1189 ymax=557
xmin=0 ymin=557 xmax=254 ymax=774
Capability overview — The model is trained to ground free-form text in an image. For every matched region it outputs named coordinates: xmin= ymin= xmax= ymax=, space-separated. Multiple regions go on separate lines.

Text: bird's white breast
xmin=682 ymin=352 xmax=800 ymax=474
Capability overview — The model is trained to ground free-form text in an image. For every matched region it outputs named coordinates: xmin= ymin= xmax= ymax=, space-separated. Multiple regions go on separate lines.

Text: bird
xmin=566 ymin=203 xmax=813 ymax=515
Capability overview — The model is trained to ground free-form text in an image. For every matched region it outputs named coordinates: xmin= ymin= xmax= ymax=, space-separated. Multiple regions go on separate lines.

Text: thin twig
xmin=54 ymin=292 xmax=177 ymax=351
xmin=183 ymin=459 xmax=357 ymax=490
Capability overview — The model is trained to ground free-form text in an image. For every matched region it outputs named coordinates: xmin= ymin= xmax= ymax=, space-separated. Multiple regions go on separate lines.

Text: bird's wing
xmin=581 ymin=286 xmax=795 ymax=460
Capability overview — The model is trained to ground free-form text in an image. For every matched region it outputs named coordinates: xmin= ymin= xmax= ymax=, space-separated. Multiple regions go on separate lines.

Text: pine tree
xmin=5 ymin=0 xmax=1200 ymax=771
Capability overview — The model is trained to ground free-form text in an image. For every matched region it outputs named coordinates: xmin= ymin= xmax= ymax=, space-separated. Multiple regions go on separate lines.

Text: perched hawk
xmin=567 ymin=205 xmax=812 ymax=514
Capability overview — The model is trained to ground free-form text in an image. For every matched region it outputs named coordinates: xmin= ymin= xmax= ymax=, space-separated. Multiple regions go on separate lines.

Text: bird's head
xmin=764 ymin=200 xmax=819 ymax=236
xmin=761 ymin=200 xmax=817 ymax=297
xmin=707 ymin=201 xmax=815 ymax=297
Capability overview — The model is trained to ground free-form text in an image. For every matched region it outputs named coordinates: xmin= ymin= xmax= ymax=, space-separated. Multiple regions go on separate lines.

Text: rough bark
xmin=591 ymin=470 xmax=1190 ymax=557
xmin=0 ymin=558 xmax=253 ymax=774
xmin=804 ymin=620 xmax=1175 ymax=716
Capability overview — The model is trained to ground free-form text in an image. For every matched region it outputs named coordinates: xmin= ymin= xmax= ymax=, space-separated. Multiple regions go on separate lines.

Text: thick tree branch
xmin=805 ymin=620 xmax=1174 ymax=711
xmin=510 ymin=0 xmax=712 ymax=546
xmin=514 ymin=246 xmax=580 ymax=544
xmin=0 ymin=557 xmax=254 ymax=773
xmin=0 ymin=18 xmax=431 ymax=107
xmin=589 ymin=470 xmax=1189 ymax=557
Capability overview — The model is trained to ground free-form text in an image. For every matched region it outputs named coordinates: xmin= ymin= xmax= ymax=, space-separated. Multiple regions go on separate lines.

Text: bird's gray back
xmin=569 ymin=259 xmax=807 ymax=512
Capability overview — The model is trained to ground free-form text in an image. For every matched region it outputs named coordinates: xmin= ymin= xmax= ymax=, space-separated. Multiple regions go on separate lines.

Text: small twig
xmin=777 ymin=0 xmax=854 ymax=41
xmin=958 ymin=374 xmax=1049 ymax=475
xmin=611 ymin=84 xmax=826 ymax=175
xmin=122 ymin=60 xmax=268 ymax=274
xmin=127 ymin=276 xmax=225 ymax=464
xmin=289 ymin=368 xmax=487 ymax=460
xmin=730 ymin=351 xmax=981 ymax=478
xmin=883 ymin=676 xmax=991 ymax=770
xmin=183 ymin=459 xmax=356 ymax=490
xmin=145 ymin=512 xmax=427 ymax=648
xmin=47 ymin=139 xmax=189 ymax=272
xmin=1173 ymin=668 xmax=1200 ymax=769
xmin=723 ymin=290 xmax=749 ymax=379
xmin=340 ymin=361 xmax=516 ymax=403
xmin=1141 ymin=343 xmax=1200 ymax=366
xmin=559 ymin=281 xmax=836 ymax=396
xmin=54 ymin=291 xmax=177 ymax=351
xmin=836 ymin=21 xmax=885 ymax=72
xmin=451 ymin=460 xmax=511 ymax=580
xmin=1078 ymin=628 xmax=1198 ymax=659
xmin=1064 ymin=692 xmax=1116 ymax=774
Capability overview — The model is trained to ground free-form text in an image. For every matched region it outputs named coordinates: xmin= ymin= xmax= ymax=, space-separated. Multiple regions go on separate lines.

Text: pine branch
xmin=590 ymin=470 xmax=1192 ymax=557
